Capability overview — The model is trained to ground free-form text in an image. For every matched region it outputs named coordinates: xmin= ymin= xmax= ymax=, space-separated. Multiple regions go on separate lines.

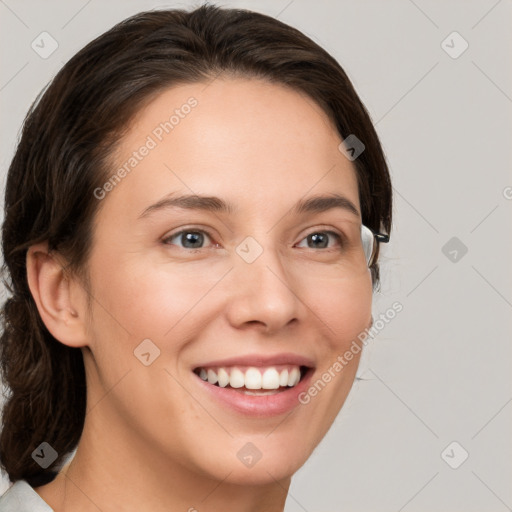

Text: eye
xmin=162 ymin=229 xmax=216 ymax=250
xmin=162 ymin=227 xmax=345 ymax=252
xmin=295 ymin=230 xmax=344 ymax=250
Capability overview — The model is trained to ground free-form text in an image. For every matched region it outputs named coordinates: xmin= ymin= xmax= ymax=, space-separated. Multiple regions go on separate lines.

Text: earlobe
xmin=26 ymin=242 xmax=88 ymax=348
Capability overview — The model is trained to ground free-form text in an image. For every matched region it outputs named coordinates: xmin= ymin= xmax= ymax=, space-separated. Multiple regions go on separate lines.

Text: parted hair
xmin=0 ymin=3 xmax=392 ymax=486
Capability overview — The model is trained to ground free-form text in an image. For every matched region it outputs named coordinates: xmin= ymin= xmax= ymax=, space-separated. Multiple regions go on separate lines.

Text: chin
xmin=195 ymin=435 xmax=315 ymax=486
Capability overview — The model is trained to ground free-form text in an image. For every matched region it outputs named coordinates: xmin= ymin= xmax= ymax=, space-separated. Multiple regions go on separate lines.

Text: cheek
xmin=308 ymin=273 xmax=373 ymax=346
xmin=92 ymin=252 xmax=372 ymax=340
xmin=89 ymin=253 xmax=227 ymax=345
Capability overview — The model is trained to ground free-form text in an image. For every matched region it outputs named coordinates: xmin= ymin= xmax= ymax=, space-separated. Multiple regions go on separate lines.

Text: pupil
xmin=183 ymin=232 xmax=203 ymax=248
xmin=309 ymin=233 xmax=327 ymax=249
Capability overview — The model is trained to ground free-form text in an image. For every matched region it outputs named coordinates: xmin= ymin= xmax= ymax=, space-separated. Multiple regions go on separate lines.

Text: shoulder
xmin=0 ymin=480 xmax=53 ymax=511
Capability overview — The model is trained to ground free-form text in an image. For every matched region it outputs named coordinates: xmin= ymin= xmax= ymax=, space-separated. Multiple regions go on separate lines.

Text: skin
xmin=27 ymin=77 xmax=373 ymax=512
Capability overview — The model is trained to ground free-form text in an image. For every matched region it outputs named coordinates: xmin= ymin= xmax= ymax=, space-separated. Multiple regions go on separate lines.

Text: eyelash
xmin=162 ymin=227 xmax=346 ymax=252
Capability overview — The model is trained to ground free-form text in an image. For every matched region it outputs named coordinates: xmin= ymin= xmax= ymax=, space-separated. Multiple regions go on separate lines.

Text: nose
xmin=224 ymin=245 xmax=302 ymax=334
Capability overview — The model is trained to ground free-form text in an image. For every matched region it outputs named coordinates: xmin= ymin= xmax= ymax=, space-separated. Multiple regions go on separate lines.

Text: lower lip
xmin=194 ymin=369 xmax=314 ymax=417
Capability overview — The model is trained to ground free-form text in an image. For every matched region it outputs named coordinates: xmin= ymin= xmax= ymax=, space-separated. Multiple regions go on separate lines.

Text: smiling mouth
xmin=193 ymin=365 xmax=311 ymax=395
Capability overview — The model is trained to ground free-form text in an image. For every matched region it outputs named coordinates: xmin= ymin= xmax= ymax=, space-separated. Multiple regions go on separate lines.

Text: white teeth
xmin=196 ymin=365 xmax=304 ymax=390
xmin=245 ymin=368 xmax=262 ymax=389
xmin=217 ymin=368 xmax=229 ymax=388
xmin=287 ymin=367 xmax=300 ymax=387
xmin=207 ymin=369 xmax=218 ymax=385
xmin=262 ymin=368 xmax=280 ymax=389
xmin=229 ymin=368 xmax=245 ymax=388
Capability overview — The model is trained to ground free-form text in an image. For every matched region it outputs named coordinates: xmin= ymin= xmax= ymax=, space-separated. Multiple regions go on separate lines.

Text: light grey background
xmin=1 ymin=1 xmax=511 ymax=511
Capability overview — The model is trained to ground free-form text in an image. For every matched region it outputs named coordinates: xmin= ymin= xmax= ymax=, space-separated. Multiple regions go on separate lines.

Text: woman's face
xmin=80 ymin=77 xmax=373 ymax=484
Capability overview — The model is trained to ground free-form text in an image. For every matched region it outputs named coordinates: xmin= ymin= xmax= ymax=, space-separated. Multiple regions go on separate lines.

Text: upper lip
xmin=193 ymin=352 xmax=315 ymax=369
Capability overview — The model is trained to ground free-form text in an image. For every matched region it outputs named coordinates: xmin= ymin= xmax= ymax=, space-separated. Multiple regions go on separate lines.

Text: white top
xmin=0 ymin=480 xmax=53 ymax=511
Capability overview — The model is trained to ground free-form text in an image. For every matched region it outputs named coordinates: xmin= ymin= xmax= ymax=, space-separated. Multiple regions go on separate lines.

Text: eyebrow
xmin=138 ymin=192 xmax=360 ymax=219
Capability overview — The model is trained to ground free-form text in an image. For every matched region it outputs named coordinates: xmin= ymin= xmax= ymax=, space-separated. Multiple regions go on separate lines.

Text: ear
xmin=26 ymin=241 xmax=89 ymax=348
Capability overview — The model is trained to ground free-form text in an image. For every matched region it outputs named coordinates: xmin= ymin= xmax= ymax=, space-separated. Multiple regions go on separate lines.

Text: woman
xmin=0 ymin=4 xmax=391 ymax=511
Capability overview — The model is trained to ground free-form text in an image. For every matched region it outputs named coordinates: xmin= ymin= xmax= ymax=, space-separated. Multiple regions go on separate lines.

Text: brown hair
xmin=0 ymin=3 xmax=392 ymax=486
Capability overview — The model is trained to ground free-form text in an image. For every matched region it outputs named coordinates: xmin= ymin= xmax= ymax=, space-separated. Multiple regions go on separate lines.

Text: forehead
xmin=99 ymin=77 xmax=360 ymax=222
